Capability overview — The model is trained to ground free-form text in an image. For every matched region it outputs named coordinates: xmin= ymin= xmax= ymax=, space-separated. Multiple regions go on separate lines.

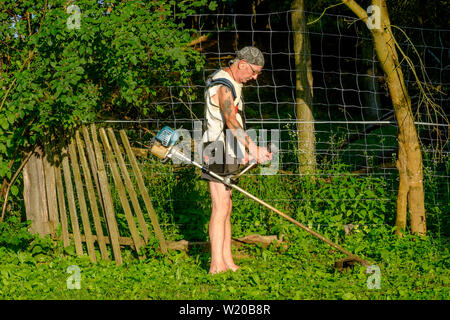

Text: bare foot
xmin=227 ymin=264 xmax=240 ymax=272
xmin=209 ymin=264 xmax=229 ymax=275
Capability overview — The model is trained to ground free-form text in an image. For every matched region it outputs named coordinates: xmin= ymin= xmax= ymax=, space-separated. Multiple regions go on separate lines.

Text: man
xmin=202 ymin=46 xmax=272 ymax=274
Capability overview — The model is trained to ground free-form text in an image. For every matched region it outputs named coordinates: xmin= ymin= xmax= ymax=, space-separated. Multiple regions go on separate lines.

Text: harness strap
xmin=204 ymin=74 xmax=245 ymax=128
xmin=206 ymin=77 xmax=237 ymax=101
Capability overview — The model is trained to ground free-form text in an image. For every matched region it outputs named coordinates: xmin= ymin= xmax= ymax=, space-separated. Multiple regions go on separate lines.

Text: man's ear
xmin=238 ymin=59 xmax=246 ymax=70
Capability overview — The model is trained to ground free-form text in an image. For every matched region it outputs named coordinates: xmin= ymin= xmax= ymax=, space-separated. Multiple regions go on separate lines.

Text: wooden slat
xmin=81 ymin=125 xmax=107 ymax=231
xmin=119 ymin=130 xmax=168 ymax=254
xmin=61 ymin=150 xmax=84 ymax=256
xmin=54 ymin=157 xmax=70 ymax=247
xmin=107 ymin=128 xmax=150 ymax=243
xmin=23 ymin=149 xmax=51 ymax=236
xmin=43 ymin=153 xmax=59 ymax=228
xmin=90 ymin=124 xmax=123 ymax=265
xmin=68 ymin=139 xmax=97 ymax=263
xmin=99 ymin=128 xmax=144 ymax=253
xmin=75 ymin=131 xmax=109 ymax=261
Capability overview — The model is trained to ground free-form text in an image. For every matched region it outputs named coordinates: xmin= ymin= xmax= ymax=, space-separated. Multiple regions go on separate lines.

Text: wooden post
xmin=61 ymin=149 xmax=84 ymax=257
xmin=291 ymin=0 xmax=316 ymax=175
xmin=23 ymin=147 xmax=51 ymax=236
xmin=81 ymin=125 xmax=107 ymax=230
xmin=54 ymin=156 xmax=70 ymax=248
xmin=43 ymin=152 xmax=59 ymax=233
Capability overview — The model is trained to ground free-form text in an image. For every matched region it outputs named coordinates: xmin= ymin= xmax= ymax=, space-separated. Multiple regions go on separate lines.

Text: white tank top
xmin=203 ymin=69 xmax=245 ymax=159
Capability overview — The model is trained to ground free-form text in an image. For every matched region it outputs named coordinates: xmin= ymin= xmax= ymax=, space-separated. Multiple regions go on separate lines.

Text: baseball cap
xmin=236 ymin=46 xmax=265 ymax=67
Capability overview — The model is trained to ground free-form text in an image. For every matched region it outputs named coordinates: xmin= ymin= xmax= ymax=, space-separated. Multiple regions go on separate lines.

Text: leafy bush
xmin=0 ymin=216 xmax=34 ymax=251
xmin=0 ymin=0 xmax=207 ymax=184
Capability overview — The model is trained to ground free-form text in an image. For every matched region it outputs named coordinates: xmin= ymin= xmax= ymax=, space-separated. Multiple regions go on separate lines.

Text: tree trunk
xmin=361 ymin=38 xmax=382 ymax=120
xmin=342 ymin=0 xmax=426 ymax=236
xmin=291 ymin=0 xmax=316 ymax=175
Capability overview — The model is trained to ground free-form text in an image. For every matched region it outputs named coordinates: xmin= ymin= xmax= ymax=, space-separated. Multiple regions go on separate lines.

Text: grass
xmin=0 ymin=142 xmax=447 ymax=300
xmin=0 ymin=226 xmax=448 ymax=300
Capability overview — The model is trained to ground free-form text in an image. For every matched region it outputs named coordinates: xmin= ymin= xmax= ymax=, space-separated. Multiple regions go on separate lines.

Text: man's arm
xmin=217 ymin=86 xmax=271 ymax=163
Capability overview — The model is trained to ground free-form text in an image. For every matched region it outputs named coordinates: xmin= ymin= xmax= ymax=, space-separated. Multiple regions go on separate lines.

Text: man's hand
xmin=248 ymin=143 xmax=272 ymax=164
xmin=216 ymin=85 xmax=273 ymax=165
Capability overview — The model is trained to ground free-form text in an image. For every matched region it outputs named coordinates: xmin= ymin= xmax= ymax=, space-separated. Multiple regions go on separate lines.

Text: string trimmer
xmin=149 ymin=126 xmax=371 ymax=268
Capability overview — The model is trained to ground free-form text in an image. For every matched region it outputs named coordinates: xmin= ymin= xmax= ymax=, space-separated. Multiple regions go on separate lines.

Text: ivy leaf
xmin=208 ymin=1 xmax=218 ymax=11
xmin=10 ymin=185 xmax=19 ymax=196
xmin=348 ymin=188 xmax=355 ymax=198
xmin=0 ymin=118 xmax=9 ymax=130
xmin=6 ymin=112 xmax=15 ymax=124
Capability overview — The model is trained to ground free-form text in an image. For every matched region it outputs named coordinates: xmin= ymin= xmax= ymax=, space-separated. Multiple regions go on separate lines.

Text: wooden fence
xmin=23 ymin=124 xmax=167 ymax=265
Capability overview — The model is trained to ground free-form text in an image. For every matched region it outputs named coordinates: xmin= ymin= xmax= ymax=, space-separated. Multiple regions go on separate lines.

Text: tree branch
xmin=341 ymin=0 xmax=369 ymax=23
xmin=1 ymin=150 xmax=33 ymax=222
xmin=187 ymin=35 xmax=209 ymax=47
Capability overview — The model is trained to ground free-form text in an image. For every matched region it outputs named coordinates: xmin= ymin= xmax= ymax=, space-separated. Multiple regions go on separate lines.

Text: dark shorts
xmin=201 ymin=141 xmax=243 ymax=184
xmin=201 ymin=159 xmax=241 ymax=184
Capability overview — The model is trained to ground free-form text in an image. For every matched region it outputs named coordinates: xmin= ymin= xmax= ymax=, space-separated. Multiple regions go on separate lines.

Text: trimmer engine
xmin=150 ymin=126 xmax=180 ymax=160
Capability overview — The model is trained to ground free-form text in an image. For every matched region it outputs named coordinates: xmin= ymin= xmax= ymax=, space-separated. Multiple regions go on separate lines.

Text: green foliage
xmin=0 ymin=216 xmax=33 ymax=250
xmin=0 ymin=229 xmax=448 ymax=299
xmin=0 ymin=0 xmax=205 ymax=184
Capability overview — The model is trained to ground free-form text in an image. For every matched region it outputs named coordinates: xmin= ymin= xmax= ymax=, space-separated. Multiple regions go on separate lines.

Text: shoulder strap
xmin=205 ymin=71 xmax=237 ymax=101
xmin=206 ymin=78 xmax=237 ymax=101
xmin=204 ymin=71 xmax=245 ymax=144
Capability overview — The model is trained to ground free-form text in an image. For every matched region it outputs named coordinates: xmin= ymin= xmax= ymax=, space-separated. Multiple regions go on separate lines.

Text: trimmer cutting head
xmin=335 ymin=256 xmax=371 ymax=272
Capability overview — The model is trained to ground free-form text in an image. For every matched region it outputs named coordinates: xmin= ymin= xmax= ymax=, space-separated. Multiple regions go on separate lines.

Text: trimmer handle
xmin=231 ymin=142 xmax=276 ymax=180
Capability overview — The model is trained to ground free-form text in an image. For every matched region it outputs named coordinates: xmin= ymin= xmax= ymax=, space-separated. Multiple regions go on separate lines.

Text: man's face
xmin=237 ymin=60 xmax=262 ymax=84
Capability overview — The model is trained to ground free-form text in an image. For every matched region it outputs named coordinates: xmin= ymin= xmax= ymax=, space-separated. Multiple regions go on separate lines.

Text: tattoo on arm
xmin=219 ymin=86 xmax=255 ymax=151
xmin=223 ymin=97 xmax=233 ymax=116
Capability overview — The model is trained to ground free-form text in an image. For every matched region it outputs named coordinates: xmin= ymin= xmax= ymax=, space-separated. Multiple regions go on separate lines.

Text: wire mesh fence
xmin=93 ymin=9 xmax=449 ymax=237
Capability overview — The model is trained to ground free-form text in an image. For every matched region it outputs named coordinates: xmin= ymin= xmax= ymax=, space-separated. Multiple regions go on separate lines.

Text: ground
xmin=0 ymin=230 xmax=448 ymax=300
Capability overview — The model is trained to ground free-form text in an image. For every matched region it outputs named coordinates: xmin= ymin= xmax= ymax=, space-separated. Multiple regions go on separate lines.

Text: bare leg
xmin=223 ymin=195 xmax=239 ymax=271
xmin=208 ymin=181 xmax=232 ymax=274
